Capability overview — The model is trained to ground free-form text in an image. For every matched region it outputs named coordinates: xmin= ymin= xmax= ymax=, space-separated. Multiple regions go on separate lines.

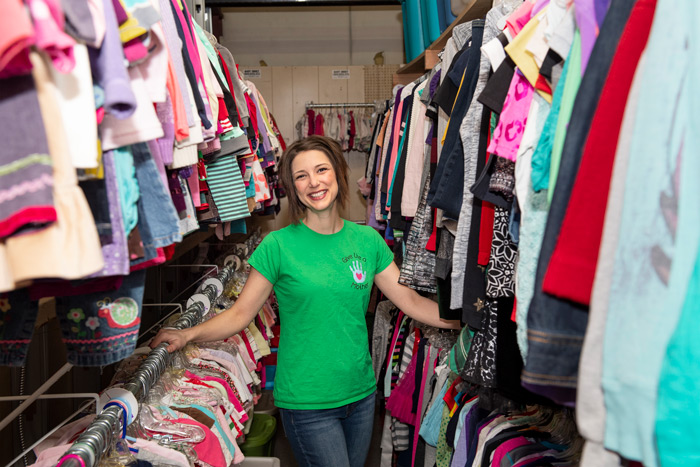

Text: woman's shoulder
xmin=263 ymin=222 xmax=304 ymax=242
xmin=343 ymin=221 xmax=383 ymax=239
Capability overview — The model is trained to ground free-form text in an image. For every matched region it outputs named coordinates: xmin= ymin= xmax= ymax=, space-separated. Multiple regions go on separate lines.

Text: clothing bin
xmin=240 ymin=413 xmax=277 ymax=457
xmin=254 ymin=389 xmax=279 ymax=416
xmin=239 ymin=457 xmax=281 ymax=467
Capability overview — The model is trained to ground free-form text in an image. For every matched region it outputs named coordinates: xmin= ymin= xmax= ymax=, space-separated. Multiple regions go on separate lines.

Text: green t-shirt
xmin=248 ymin=220 xmax=394 ymax=409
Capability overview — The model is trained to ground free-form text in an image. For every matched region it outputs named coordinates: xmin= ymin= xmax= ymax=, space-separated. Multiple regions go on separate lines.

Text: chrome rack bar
xmin=305 ymin=102 xmax=376 ymax=109
xmin=55 ymin=265 xmax=235 ymax=467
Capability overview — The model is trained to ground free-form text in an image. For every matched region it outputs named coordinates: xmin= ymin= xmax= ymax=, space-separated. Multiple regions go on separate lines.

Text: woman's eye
xmin=318 ymin=167 xmax=328 ymax=173
xmin=295 ymin=175 xmax=306 ymax=180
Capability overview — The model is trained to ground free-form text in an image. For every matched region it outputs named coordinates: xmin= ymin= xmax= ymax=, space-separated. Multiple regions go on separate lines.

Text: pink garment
xmin=238 ymin=330 xmax=258 ymax=364
xmin=34 ymin=415 xmax=96 ymax=456
xmin=180 ymin=0 xmax=214 ymax=111
xmin=213 ymin=406 xmax=246 ymax=464
xmin=412 ymin=346 xmax=432 ymax=467
xmin=131 ymin=438 xmax=190 ymax=466
xmin=169 ymin=0 xmax=211 ymax=125
xmin=123 ymin=37 xmax=148 ymax=64
xmin=198 ymin=350 xmax=241 ymax=376
xmin=385 ymin=311 xmax=405 ymax=372
xmin=512 ymin=449 xmax=559 ymax=467
xmin=402 ymin=91 xmax=428 ymax=217
xmin=230 ymin=335 xmax=258 ymax=372
xmin=505 ymin=0 xmax=535 ymax=36
xmin=86 ymin=0 xmax=107 ymax=48
xmin=386 ymin=345 xmax=419 ymax=425
xmin=187 ymin=167 xmax=201 ymax=208
xmin=0 ymin=0 xmax=34 ymax=77
xmin=172 ymin=418 xmax=226 ymax=467
xmin=185 ymin=370 xmax=241 ymax=407
xmin=130 ymin=247 xmax=166 ymax=271
xmin=30 ymin=443 xmax=74 ymax=467
xmin=256 ymin=316 xmax=269 ymax=341
xmin=486 ymin=72 xmax=534 ymax=161
xmin=26 ymin=0 xmax=76 ymax=73
xmin=315 ymin=113 xmax=325 ymax=136
xmin=491 ymin=436 xmax=532 ymax=467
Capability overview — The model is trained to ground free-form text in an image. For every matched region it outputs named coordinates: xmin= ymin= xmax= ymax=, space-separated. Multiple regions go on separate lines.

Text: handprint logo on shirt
xmin=349 ymin=260 xmax=367 ymax=284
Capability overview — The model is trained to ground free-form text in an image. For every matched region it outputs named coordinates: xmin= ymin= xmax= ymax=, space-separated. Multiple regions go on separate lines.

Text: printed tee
xmin=248 ymin=220 xmax=394 ymax=409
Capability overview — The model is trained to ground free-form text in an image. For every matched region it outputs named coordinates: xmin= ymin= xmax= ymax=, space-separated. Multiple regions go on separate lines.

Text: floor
xmin=269 ymin=394 xmax=385 ymax=467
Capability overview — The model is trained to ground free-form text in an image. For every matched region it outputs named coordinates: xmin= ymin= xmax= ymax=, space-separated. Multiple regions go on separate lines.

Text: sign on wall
xmin=243 ymin=68 xmax=262 ymax=79
xmin=332 ymin=69 xmax=350 ymax=79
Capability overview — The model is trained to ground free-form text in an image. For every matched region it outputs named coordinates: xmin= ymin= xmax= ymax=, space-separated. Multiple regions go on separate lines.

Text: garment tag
xmin=332 ymin=69 xmax=350 ymax=79
xmin=243 ymin=164 xmax=253 ymax=182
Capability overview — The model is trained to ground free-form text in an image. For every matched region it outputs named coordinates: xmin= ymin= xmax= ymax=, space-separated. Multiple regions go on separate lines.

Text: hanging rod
xmin=55 ymin=265 xmax=235 ymax=467
xmin=209 ymin=0 xmax=399 ymax=6
xmin=306 ymin=102 xmax=375 ymax=109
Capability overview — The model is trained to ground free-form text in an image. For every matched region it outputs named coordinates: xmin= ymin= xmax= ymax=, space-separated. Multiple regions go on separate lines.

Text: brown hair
xmin=278 ymin=135 xmax=350 ymax=224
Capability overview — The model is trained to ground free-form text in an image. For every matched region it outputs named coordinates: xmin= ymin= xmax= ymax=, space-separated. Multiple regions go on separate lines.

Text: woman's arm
xmin=150 ymin=268 xmax=274 ymax=352
xmin=374 ymin=262 xmax=461 ymax=330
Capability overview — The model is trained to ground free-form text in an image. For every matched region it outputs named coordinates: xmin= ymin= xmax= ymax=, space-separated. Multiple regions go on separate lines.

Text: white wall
xmin=220 ymin=6 xmax=405 ymax=67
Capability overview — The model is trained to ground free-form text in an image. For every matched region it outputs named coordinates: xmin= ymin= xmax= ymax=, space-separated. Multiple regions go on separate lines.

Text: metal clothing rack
xmin=55 ymin=265 xmax=235 ymax=467
xmin=305 ymin=102 xmax=376 ymax=109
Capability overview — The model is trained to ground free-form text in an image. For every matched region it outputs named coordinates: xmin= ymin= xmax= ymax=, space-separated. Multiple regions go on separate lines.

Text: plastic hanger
xmin=138 ymin=405 xmax=206 ymax=444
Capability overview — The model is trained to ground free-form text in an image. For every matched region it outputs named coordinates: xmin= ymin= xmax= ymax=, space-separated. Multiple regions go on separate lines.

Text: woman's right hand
xmin=149 ymin=327 xmax=191 ymax=353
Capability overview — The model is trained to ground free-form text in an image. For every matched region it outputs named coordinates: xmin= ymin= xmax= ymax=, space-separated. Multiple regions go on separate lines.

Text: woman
xmin=151 ymin=135 xmax=460 ymax=467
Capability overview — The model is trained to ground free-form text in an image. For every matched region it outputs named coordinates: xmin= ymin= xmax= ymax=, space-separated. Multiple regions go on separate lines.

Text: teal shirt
xmin=248 ymin=220 xmax=394 ymax=409
xmin=603 ymin=1 xmax=700 ymax=465
xmin=530 ymin=31 xmax=577 ymax=194
xmin=112 ymin=146 xmax=139 ymax=235
xmin=656 ymin=1 xmax=700 ymax=465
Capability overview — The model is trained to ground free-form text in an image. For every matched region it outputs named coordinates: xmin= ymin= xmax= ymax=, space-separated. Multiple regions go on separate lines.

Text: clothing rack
xmin=55 ymin=265 xmax=235 ymax=467
xmin=305 ymin=102 xmax=376 ymax=109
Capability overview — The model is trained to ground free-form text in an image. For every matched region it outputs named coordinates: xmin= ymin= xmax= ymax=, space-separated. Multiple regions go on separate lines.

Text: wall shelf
xmin=394 ymin=0 xmax=493 ymax=84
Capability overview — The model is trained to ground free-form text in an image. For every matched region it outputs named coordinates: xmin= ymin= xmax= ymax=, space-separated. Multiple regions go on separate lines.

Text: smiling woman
xmin=151 ymin=135 xmax=459 ymax=467
xmin=278 ymin=136 xmax=350 ymax=230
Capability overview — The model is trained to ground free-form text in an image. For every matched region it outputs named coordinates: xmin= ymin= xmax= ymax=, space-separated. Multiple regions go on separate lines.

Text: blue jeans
xmin=130 ymin=143 xmax=182 ymax=266
xmin=279 ymin=391 xmax=376 ymax=467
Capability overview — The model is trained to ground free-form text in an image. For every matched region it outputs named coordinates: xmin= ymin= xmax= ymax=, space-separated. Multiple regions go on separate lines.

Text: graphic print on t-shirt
xmin=349 ymin=260 xmax=367 ymax=284
xmin=342 ymin=253 xmax=368 ymax=288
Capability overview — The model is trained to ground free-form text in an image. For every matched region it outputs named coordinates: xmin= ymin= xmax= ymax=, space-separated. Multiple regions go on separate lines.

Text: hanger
xmin=138 ymin=405 xmax=206 ymax=444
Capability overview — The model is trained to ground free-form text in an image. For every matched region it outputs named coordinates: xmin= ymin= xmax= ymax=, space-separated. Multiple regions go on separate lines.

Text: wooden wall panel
xmin=291 ymin=66 xmax=319 ymax=140
xmin=317 ymin=66 xmax=348 ymax=104
xmin=346 ymin=66 xmax=365 ymax=103
xmin=270 ymin=66 xmax=294 ymax=146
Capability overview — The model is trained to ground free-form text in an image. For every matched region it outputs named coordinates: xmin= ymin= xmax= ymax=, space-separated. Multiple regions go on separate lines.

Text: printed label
xmin=243 ymin=69 xmax=262 ymax=79
xmin=332 ymin=69 xmax=350 ymax=80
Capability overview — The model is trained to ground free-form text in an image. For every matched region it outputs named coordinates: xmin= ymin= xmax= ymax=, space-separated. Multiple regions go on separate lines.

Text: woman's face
xmin=291 ymin=150 xmax=338 ymax=214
